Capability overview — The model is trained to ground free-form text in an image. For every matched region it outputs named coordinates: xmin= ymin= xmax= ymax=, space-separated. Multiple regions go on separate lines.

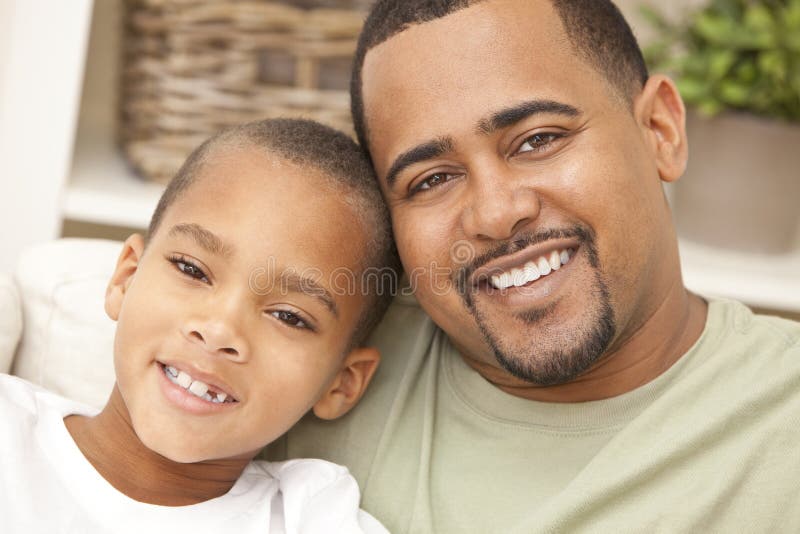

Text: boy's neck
xmin=64 ymin=385 xmax=251 ymax=506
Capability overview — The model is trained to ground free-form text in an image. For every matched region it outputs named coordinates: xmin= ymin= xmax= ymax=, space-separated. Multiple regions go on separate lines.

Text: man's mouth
xmin=487 ymin=248 xmax=574 ymax=290
xmin=160 ymin=363 xmax=238 ymax=404
xmin=468 ymin=241 xmax=579 ymax=292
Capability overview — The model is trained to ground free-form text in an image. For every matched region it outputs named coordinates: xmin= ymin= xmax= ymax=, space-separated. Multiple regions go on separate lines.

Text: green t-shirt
xmin=267 ymin=297 xmax=800 ymax=533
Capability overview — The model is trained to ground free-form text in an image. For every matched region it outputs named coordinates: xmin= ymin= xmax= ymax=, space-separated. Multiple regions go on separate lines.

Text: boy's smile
xmin=159 ymin=361 xmax=239 ymax=415
xmin=104 ymin=147 xmax=377 ymax=464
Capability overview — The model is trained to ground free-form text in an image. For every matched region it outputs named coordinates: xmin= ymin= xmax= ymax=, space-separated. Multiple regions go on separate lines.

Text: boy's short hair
xmin=148 ymin=118 xmax=401 ymax=347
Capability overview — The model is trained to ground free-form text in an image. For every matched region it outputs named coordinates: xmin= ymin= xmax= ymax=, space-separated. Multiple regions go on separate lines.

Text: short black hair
xmin=350 ymin=0 xmax=649 ymax=156
xmin=148 ymin=118 xmax=400 ymax=347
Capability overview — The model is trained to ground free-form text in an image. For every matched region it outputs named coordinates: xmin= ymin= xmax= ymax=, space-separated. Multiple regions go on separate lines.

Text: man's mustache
xmin=454 ymin=225 xmax=595 ymax=297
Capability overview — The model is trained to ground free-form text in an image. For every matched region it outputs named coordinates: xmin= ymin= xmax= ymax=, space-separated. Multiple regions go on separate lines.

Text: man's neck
xmin=64 ymin=386 xmax=251 ymax=506
xmin=461 ymin=288 xmax=708 ymax=403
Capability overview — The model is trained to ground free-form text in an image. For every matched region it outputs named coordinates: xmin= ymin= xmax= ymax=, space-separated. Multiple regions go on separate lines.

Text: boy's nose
xmin=182 ymin=314 xmax=249 ymax=362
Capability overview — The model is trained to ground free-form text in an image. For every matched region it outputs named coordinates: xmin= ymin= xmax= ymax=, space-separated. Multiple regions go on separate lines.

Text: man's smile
xmin=471 ymin=242 xmax=578 ymax=291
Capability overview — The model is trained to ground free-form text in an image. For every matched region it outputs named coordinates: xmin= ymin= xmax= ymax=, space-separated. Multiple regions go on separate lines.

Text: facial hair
xmin=456 ymin=225 xmax=617 ymax=386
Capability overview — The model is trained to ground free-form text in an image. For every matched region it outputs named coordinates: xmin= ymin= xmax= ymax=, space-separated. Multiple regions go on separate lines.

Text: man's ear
xmin=312 ymin=347 xmax=380 ymax=420
xmin=634 ymin=74 xmax=689 ymax=184
xmin=105 ymin=234 xmax=146 ymax=322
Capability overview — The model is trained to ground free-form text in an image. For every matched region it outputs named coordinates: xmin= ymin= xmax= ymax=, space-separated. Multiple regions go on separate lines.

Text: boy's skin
xmin=65 ymin=146 xmax=380 ymax=506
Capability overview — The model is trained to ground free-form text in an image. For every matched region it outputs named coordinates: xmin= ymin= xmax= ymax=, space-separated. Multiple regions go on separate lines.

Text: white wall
xmin=0 ymin=0 xmax=94 ymax=273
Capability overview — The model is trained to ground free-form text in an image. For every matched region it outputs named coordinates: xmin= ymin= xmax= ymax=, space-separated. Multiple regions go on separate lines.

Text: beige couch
xmin=1 ymin=238 xmax=122 ymax=407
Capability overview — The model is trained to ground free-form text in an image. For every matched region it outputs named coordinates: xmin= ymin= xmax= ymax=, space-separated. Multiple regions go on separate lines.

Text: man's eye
xmin=517 ymin=133 xmax=561 ymax=154
xmin=271 ymin=310 xmax=310 ymax=330
xmin=410 ymin=172 xmax=455 ymax=195
xmin=169 ymin=256 xmax=209 ymax=283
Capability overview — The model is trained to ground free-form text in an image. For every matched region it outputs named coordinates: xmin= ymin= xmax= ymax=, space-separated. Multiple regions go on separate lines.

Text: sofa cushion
xmin=0 ymin=273 xmax=23 ymax=374
xmin=13 ymin=238 xmax=121 ymax=408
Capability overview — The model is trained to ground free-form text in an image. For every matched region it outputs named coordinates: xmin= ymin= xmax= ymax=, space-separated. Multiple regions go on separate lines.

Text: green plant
xmin=642 ymin=0 xmax=800 ymax=120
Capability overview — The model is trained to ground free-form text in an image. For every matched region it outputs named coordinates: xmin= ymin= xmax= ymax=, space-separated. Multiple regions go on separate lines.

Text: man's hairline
xmin=355 ymin=0 xmax=644 ymax=163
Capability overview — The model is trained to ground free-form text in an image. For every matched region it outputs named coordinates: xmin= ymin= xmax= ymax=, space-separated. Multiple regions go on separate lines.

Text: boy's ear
xmin=312 ymin=347 xmax=380 ymax=420
xmin=105 ymin=234 xmax=146 ymax=322
xmin=634 ymin=74 xmax=689 ymax=184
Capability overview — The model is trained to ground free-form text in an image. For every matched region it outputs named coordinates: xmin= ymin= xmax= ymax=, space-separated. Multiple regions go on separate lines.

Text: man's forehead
xmin=360 ymin=0 xmax=587 ymax=171
xmin=363 ymin=0 xmax=562 ymax=69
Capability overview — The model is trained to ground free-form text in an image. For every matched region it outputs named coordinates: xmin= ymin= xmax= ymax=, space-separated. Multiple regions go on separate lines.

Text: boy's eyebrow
xmin=280 ymin=272 xmax=339 ymax=318
xmin=477 ymin=99 xmax=582 ymax=134
xmin=168 ymin=223 xmax=235 ymax=258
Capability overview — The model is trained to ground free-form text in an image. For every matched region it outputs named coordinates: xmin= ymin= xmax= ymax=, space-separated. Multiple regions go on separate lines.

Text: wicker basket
xmin=120 ymin=0 xmax=371 ymax=183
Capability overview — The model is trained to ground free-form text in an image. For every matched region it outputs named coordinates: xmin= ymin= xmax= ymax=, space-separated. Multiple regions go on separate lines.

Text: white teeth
xmin=523 ymin=261 xmax=541 ymax=282
xmin=511 ymin=268 xmax=526 ymax=287
xmin=188 ymin=380 xmax=209 ymax=397
xmin=176 ymin=371 xmax=192 ymax=388
xmin=498 ymin=272 xmax=513 ymax=290
xmin=486 ymin=248 xmax=573 ymax=290
xmin=537 ymin=256 xmax=552 ymax=276
xmin=549 ymin=250 xmax=561 ymax=271
xmin=163 ymin=365 xmax=234 ymax=403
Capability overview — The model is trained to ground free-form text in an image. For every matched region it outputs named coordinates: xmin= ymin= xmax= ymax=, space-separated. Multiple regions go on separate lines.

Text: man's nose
xmin=182 ymin=294 xmax=249 ymax=361
xmin=461 ymin=164 xmax=541 ymax=241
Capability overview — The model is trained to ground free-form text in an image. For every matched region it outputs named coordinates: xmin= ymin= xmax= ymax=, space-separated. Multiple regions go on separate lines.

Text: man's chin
xmin=475 ymin=301 xmax=617 ymax=387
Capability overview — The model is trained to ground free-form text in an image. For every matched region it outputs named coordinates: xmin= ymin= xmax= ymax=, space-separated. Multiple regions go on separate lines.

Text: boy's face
xmin=106 ymin=147 xmax=376 ymax=463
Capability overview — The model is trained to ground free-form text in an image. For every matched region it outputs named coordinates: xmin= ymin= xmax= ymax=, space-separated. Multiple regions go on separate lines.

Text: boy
xmin=0 ymin=119 xmax=398 ymax=533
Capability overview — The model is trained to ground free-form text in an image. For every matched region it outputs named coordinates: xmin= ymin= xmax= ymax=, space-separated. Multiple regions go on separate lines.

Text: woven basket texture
xmin=121 ymin=0 xmax=371 ymax=183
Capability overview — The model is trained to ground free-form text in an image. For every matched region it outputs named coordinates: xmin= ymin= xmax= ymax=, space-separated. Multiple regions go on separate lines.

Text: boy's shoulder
xmin=0 ymin=373 xmax=46 ymax=417
xmin=0 ymin=373 xmax=95 ymax=428
xmin=251 ymin=458 xmax=387 ymax=533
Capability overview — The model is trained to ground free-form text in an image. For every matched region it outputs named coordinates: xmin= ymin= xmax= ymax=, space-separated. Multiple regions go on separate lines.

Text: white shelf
xmin=53 ymin=0 xmax=799 ymax=314
xmin=61 ymin=0 xmax=163 ymax=231
xmin=61 ymin=138 xmax=800 ymax=312
xmin=64 ymin=130 xmax=163 ymax=230
xmin=680 ymin=239 xmax=800 ymax=313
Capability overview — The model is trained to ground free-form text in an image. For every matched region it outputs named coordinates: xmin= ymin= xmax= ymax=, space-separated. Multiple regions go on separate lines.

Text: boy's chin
xmin=140 ymin=432 xmax=258 ymax=465
xmin=136 ymin=428 xmax=217 ymax=464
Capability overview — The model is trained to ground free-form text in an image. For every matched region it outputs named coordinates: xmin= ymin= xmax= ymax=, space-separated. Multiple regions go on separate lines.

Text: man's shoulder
xmin=682 ymin=299 xmax=800 ymax=407
xmin=708 ymin=299 xmax=800 ymax=355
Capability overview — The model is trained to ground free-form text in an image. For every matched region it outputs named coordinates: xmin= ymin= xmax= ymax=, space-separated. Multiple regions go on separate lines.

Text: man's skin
xmin=360 ymin=0 xmax=708 ymax=402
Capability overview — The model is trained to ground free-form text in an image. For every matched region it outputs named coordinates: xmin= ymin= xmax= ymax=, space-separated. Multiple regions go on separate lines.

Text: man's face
xmin=361 ymin=0 xmax=677 ymax=385
xmin=109 ymin=149 xmax=369 ymax=462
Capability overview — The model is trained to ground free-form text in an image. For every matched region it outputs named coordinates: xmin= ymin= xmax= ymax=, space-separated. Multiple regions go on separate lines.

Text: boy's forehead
xmin=161 ymin=150 xmax=369 ymax=272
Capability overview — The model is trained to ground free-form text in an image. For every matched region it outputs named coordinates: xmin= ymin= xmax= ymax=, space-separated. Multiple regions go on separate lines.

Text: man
xmin=269 ymin=1 xmax=800 ymax=532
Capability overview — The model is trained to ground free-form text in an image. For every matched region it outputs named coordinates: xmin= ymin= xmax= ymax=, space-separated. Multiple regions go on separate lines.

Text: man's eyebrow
xmin=280 ymin=271 xmax=339 ymax=318
xmin=477 ymin=100 xmax=582 ymax=135
xmin=384 ymin=136 xmax=454 ymax=189
xmin=168 ymin=223 xmax=235 ymax=258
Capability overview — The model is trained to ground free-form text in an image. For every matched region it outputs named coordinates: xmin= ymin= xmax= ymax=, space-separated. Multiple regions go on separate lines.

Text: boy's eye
xmin=168 ymin=256 xmax=209 ymax=283
xmin=270 ymin=310 xmax=310 ymax=330
xmin=516 ymin=132 xmax=562 ymax=154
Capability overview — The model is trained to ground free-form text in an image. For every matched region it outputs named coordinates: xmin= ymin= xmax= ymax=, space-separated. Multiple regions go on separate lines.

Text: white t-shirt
xmin=0 ymin=374 xmax=387 ymax=534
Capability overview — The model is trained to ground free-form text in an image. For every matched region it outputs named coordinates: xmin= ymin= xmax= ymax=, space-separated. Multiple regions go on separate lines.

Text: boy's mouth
xmin=159 ymin=363 xmax=238 ymax=404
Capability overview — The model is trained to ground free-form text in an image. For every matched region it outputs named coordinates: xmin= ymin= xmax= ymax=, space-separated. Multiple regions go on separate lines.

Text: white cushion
xmin=12 ymin=238 xmax=121 ymax=408
xmin=0 ymin=273 xmax=23 ymax=374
